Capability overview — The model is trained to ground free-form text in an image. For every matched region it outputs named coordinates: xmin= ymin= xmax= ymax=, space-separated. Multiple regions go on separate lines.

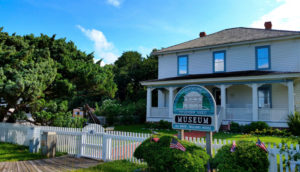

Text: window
xmin=213 ymin=51 xmax=225 ymax=72
xmin=178 ymin=55 xmax=188 ymax=75
xmin=258 ymin=85 xmax=272 ymax=108
xmin=256 ymin=46 xmax=270 ymax=69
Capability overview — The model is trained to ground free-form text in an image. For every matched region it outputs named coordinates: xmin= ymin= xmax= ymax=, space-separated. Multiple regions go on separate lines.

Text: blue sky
xmin=1 ymin=0 xmax=299 ymax=65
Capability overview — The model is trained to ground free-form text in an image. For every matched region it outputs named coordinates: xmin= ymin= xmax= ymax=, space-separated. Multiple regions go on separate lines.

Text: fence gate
xmin=80 ymin=124 xmax=105 ymax=160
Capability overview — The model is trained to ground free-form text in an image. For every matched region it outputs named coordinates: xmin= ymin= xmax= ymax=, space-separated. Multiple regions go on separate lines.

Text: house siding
xmin=158 ymin=39 xmax=300 ymax=79
xmin=294 ymin=79 xmax=300 ymax=112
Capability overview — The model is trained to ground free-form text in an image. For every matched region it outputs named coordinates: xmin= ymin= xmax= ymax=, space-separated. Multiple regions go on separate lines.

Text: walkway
xmin=0 ymin=156 xmax=101 ymax=172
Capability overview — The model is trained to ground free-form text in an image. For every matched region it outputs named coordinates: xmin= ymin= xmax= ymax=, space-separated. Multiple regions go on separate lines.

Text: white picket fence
xmin=0 ymin=122 xmax=300 ymax=171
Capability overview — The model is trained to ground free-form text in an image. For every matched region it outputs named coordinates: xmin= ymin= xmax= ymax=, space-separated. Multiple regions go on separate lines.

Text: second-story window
xmin=178 ymin=55 xmax=188 ymax=75
xmin=256 ymin=46 xmax=270 ymax=69
xmin=213 ymin=51 xmax=225 ymax=73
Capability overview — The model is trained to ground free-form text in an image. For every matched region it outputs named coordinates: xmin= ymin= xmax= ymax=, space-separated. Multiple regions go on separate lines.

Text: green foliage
xmin=243 ymin=121 xmax=270 ymax=133
xmin=0 ymin=29 xmax=117 ymax=126
xmin=145 ymin=120 xmax=172 ymax=130
xmin=229 ymin=122 xmax=241 ymax=133
xmin=113 ymin=51 xmax=158 ymax=102
xmin=287 ymin=111 xmax=300 ymax=136
xmin=31 ymin=99 xmax=86 ymax=127
xmin=250 ymin=128 xmax=291 ymax=136
xmin=134 ymin=135 xmax=209 ymax=172
xmin=95 ymin=99 xmax=147 ymax=126
xmin=229 ymin=121 xmax=269 ymax=134
xmin=212 ymin=141 xmax=269 ymax=172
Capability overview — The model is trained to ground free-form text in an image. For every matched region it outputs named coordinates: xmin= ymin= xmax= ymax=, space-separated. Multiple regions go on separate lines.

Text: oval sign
xmin=172 ymin=85 xmax=217 ymax=131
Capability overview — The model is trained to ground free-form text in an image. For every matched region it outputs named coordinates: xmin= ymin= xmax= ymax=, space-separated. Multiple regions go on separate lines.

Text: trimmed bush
xmin=230 ymin=122 xmax=242 ymax=133
xmin=212 ymin=141 xmax=269 ymax=172
xmin=244 ymin=121 xmax=270 ymax=133
xmin=134 ymin=134 xmax=209 ymax=172
xmin=287 ymin=112 xmax=300 ymax=136
xmin=145 ymin=120 xmax=172 ymax=130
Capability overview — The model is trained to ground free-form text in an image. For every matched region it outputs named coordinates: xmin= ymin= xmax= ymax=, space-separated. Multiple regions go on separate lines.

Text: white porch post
xmin=220 ymin=85 xmax=227 ymax=111
xmin=251 ymin=83 xmax=258 ymax=121
xmin=158 ymin=89 xmax=165 ymax=107
xmin=168 ymin=87 xmax=175 ymax=119
xmin=146 ymin=87 xmax=153 ymax=119
xmin=288 ymin=81 xmax=295 ymax=115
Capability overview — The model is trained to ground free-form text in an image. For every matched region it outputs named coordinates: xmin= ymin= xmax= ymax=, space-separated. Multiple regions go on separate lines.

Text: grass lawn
xmin=114 ymin=124 xmax=298 ymax=146
xmin=114 ymin=124 xmax=177 ymax=134
xmin=0 ymin=142 xmax=66 ymax=162
xmin=213 ymin=132 xmax=298 ymax=146
xmin=74 ymin=160 xmax=146 ymax=172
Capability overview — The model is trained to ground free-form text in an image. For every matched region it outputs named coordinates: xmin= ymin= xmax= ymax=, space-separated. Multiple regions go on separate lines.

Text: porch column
xmin=168 ymin=87 xmax=175 ymax=119
xmin=220 ymin=85 xmax=227 ymax=110
xmin=288 ymin=81 xmax=295 ymax=115
xmin=158 ymin=89 xmax=165 ymax=107
xmin=251 ymin=83 xmax=258 ymax=121
xmin=146 ymin=87 xmax=153 ymax=119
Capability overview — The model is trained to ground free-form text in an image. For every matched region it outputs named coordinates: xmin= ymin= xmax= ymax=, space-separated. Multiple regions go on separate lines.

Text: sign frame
xmin=172 ymin=85 xmax=217 ymax=132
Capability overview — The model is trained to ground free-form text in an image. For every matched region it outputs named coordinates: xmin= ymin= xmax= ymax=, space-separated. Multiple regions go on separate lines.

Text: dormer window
xmin=213 ymin=51 xmax=226 ymax=73
xmin=256 ymin=46 xmax=270 ymax=70
xmin=178 ymin=55 xmax=188 ymax=75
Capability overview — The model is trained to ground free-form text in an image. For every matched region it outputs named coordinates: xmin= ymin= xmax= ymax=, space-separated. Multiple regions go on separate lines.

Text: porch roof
xmin=141 ymin=70 xmax=300 ymax=86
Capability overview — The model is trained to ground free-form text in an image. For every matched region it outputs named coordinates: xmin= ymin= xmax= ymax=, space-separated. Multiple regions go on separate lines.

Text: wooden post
xmin=177 ymin=129 xmax=184 ymax=140
xmin=41 ymin=132 xmax=57 ymax=158
xmin=206 ymin=131 xmax=213 ymax=156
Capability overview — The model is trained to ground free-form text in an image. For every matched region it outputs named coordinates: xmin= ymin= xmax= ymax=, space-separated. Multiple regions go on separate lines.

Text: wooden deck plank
xmin=0 ymin=156 xmax=101 ymax=172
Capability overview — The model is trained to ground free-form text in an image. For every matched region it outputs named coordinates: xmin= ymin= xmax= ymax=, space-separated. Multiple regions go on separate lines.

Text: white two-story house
xmin=141 ymin=22 xmax=300 ymax=129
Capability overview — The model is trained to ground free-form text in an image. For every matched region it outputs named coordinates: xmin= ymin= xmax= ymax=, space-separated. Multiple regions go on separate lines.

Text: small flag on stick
xmin=170 ymin=138 xmax=186 ymax=152
xmin=230 ymin=141 xmax=236 ymax=152
xmin=256 ymin=138 xmax=268 ymax=153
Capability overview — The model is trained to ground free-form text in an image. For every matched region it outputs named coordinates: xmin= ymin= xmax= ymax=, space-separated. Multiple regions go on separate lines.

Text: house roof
xmin=144 ymin=70 xmax=300 ymax=83
xmin=153 ymin=27 xmax=300 ymax=55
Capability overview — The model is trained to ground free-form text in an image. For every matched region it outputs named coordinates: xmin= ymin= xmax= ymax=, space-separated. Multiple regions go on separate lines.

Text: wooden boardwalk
xmin=0 ymin=156 xmax=101 ymax=172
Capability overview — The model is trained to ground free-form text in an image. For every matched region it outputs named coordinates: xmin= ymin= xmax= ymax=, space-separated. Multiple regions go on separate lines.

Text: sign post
xmin=172 ymin=85 xmax=217 ymax=159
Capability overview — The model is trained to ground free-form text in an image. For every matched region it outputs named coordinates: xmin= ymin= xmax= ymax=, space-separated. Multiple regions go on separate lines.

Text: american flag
xmin=256 ymin=139 xmax=268 ymax=153
xmin=170 ymin=138 xmax=186 ymax=152
xmin=230 ymin=141 xmax=236 ymax=152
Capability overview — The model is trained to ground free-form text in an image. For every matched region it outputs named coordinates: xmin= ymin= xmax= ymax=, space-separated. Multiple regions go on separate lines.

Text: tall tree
xmin=0 ymin=28 xmax=117 ymax=124
xmin=113 ymin=51 xmax=158 ymax=102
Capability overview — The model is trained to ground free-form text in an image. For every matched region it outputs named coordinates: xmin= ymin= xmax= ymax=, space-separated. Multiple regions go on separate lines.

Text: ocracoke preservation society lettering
xmin=175 ymin=115 xmax=211 ymax=125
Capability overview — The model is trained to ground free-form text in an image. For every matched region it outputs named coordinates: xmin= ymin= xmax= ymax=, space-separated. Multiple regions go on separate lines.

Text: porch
xmin=146 ymin=80 xmax=295 ymax=129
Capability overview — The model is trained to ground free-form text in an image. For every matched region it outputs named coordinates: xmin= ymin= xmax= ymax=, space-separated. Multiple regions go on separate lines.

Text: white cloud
xmin=138 ymin=46 xmax=153 ymax=57
xmin=77 ymin=25 xmax=119 ymax=65
xmin=107 ymin=0 xmax=121 ymax=7
xmin=251 ymin=0 xmax=300 ymax=30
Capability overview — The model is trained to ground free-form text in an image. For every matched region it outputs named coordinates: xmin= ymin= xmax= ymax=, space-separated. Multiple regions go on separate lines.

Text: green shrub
xmin=145 ymin=120 xmax=172 ymax=130
xmin=287 ymin=112 xmax=300 ymax=136
xmin=212 ymin=141 xmax=269 ymax=172
xmin=243 ymin=121 xmax=270 ymax=133
xmin=134 ymin=134 xmax=209 ymax=172
xmin=250 ymin=128 xmax=291 ymax=137
xmin=230 ymin=122 xmax=241 ymax=133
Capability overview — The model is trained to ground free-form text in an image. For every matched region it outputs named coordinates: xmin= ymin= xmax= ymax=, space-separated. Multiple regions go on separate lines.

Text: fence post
xmin=79 ymin=131 xmax=86 ymax=158
xmin=102 ymin=134 xmax=107 ymax=161
xmin=27 ymin=126 xmax=41 ymax=153
xmin=268 ymin=149 xmax=277 ymax=172
xmin=102 ymin=133 xmax=112 ymax=161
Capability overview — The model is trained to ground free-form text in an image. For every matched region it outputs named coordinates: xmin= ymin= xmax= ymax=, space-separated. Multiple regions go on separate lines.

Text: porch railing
xmin=258 ymin=108 xmax=289 ymax=122
xmin=226 ymin=108 xmax=252 ymax=121
xmin=150 ymin=107 xmax=169 ymax=117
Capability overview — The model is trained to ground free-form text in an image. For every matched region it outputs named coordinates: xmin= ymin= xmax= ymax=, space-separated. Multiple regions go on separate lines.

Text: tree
xmin=113 ymin=51 xmax=158 ymax=102
xmin=0 ymin=28 xmax=117 ymax=125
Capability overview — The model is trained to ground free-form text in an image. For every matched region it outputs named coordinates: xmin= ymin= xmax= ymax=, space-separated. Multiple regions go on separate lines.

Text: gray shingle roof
xmin=154 ymin=27 xmax=300 ymax=54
